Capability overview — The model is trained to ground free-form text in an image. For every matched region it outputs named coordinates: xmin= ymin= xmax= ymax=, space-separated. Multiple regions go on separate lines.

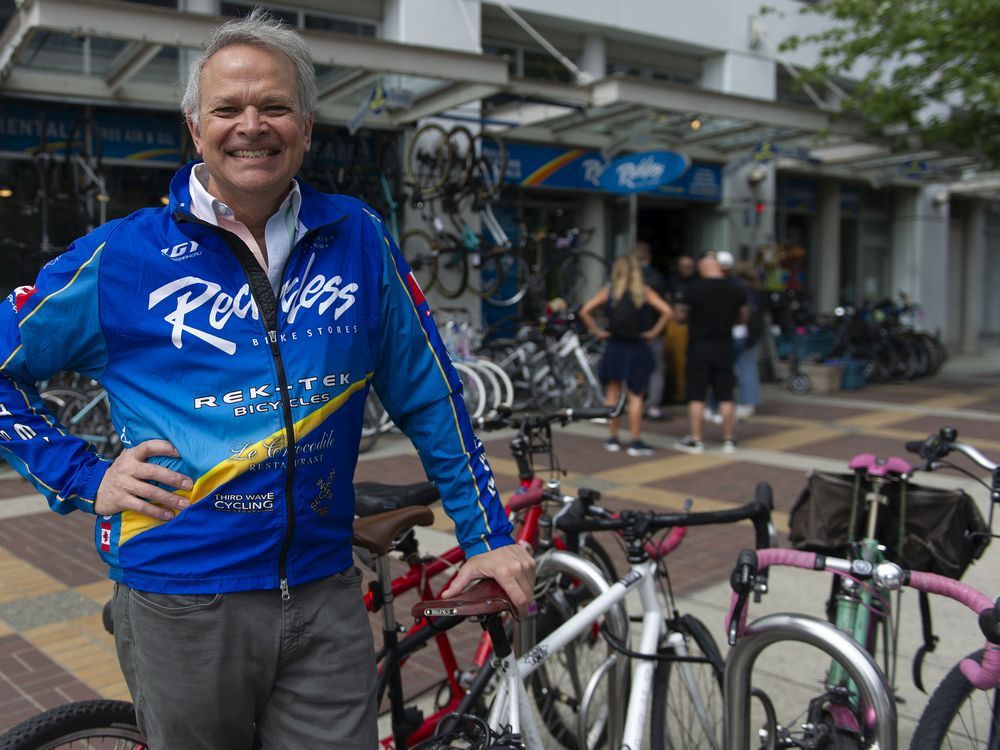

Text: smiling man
xmin=0 ymin=9 xmax=533 ymax=749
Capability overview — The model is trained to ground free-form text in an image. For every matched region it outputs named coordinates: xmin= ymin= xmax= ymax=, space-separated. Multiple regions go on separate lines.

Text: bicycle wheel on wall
xmin=400 ymin=229 xmax=438 ymax=295
xmin=0 ymin=699 xmax=143 ymax=750
xmin=650 ymin=613 xmax=725 ymax=750
xmin=464 ymin=247 xmax=505 ymax=300
xmin=404 ymin=123 xmax=450 ymax=196
xmin=910 ymin=649 xmax=1000 ymax=749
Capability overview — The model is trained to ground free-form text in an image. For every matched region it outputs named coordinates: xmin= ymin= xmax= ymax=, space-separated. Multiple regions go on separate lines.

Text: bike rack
xmin=724 ymin=613 xmax=897 ymax=750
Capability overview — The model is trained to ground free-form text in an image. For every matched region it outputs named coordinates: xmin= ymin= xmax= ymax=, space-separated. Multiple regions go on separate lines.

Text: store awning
xmin=2 ymin=0 xmax=996 ymax=198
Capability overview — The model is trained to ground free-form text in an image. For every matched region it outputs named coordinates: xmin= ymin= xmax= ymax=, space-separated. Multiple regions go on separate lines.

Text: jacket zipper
xmin=175 ymin=212 xmax=345 ymax=600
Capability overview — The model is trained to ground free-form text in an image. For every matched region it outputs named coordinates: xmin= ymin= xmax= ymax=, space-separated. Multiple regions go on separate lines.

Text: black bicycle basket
xmin=788 ymin=470 xmax=989 ymax=579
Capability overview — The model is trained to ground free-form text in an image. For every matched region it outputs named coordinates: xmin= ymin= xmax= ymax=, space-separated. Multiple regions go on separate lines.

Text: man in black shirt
xmin=672 ymin=255 xmax=748 ymax=453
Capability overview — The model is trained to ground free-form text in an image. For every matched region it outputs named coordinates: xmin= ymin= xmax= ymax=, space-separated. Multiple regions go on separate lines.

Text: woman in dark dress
xmin=579 ymin=252 xmax=673 ymax=456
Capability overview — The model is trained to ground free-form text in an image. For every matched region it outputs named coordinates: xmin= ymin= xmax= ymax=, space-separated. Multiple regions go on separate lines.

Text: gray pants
xmin=113 ymin=568 xmax=377 ymax=750
xmin=647 ymin=338 xmax=666 ymax=406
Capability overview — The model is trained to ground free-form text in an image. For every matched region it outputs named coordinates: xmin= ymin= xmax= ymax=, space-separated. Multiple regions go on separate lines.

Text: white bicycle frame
xmin=489 ymin=551 xmax=719 ymax=750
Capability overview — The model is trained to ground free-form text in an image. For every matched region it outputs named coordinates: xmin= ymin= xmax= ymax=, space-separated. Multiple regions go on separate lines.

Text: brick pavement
xmin=1 ymin=359 xmax=999 ymax=735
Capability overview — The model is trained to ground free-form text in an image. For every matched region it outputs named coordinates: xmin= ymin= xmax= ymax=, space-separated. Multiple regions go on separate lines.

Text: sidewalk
xmin=1 ymin=350 xmax=999 ymax=739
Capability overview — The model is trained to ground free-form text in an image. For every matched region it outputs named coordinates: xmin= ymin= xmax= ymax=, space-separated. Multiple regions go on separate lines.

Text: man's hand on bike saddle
xmin=95 ymin=439 xmax=193 ymax=520
xmin=440 ymin=543 xmax=536 ymax=616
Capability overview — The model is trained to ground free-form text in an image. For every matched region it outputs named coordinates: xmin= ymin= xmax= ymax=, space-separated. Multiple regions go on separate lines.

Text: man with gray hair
xmin=0 ymin=8 xmax=533 ymax=748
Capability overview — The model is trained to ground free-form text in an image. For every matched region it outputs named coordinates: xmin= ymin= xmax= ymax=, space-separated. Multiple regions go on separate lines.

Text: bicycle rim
xmin=404 ymin=122 xmax=450 ymax=195
xmin=465 ymin=248 xmax=505 ymax=300
xmin=400 ymin=229 xmax=438 ymax=294
xmin=433 ymin=247 xmax=468 ymax=299
xmin=471 ymin=130 xmax=508 ymax=202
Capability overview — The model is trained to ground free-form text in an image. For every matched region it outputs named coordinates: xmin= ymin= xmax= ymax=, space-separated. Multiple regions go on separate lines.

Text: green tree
xmin=772 ymin=0 xmax=1000 ymax=165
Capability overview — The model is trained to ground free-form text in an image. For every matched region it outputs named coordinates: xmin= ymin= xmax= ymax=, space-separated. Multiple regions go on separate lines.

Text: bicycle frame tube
xmin=828 ymin=483 xmax=888 ymax=691
xmin=725 ymin=613 xmax=896 ymax=750
xmin=620 ymin=563 xmax=665 ymax=749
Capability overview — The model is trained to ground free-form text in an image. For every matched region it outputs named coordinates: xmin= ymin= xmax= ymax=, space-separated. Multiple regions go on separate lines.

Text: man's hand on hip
xmin=441 ymin=543 xmax=536 ymax=616
xmin=95 ymin=440 xmax=193 ymax=520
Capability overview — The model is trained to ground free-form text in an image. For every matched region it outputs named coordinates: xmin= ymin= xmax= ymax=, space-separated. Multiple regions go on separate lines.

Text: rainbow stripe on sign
xmin=522 ymin=149 xmax=588 ymax=186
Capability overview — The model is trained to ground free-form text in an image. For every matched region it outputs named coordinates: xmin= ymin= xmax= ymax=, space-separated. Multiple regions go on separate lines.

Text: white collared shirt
xmin=188 ymin=164 xmax=305 ymax=293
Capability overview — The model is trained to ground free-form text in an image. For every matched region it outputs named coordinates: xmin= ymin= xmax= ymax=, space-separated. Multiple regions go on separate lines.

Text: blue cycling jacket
xmin=0 ymin=162 xmax=513 ymax=594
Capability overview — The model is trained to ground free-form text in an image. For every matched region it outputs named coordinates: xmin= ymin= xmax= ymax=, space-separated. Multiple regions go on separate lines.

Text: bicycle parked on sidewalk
xmin=410 ymin=482 xmax=776 ymax=750
xmin=0 ymin=401 xmax=621 ymax=750
xmin=725 ymin=427 xmax=1000 ymax=749
xmin=725 ymin=546 xmax=1000 ymax=750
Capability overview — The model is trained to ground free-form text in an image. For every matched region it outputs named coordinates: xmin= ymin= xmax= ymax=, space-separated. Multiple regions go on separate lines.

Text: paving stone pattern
xmin=1 ymin=363 xmax=999 ymax=735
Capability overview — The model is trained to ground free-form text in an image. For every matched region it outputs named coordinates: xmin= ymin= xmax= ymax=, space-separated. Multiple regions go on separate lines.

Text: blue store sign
xmin=598 ymin=151 xmax=690 ymax=193
xmin=490 ymin=142 xmax=722 ymax=201
xmin=0 ymin=100 xmax=182 ymax=163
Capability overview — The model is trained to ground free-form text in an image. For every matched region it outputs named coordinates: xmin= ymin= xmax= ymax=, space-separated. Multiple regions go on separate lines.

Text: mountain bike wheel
xmin=400 ymin=229 xmax=438 ymax=295
xmin=910 ymin=649 xmax=1000 ymax=749
xmin=404 ymin=123 xmax=450 ymax=195
xmin=484 ymin=247 xmax=533 ymax=308
xmin=0 ymin=699 xmax=143 ymax=749
xmin=556 ymin=251 xmax=608 ymax=308
xmin=650 ymin=613 xmax=725 ymax=750
xmin=526 ymin=540 xmax=620 ymax=749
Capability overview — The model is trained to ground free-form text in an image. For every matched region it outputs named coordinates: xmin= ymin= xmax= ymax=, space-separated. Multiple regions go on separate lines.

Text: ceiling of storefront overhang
xmin=2 ymin=0 xmax=996 ymax=199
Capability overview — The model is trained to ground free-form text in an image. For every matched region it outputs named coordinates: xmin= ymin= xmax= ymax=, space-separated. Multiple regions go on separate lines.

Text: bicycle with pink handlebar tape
xmin=724 ymin=546 xmax=1000 ymax=749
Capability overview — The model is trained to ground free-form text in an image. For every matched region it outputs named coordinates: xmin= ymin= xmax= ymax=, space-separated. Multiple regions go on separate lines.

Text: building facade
xmin=1 ymin=0 xmax=997 ymax=351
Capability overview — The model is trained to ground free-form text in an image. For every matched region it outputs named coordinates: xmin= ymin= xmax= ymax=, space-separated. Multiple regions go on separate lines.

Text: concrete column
xmin=579 ymin=193 xmax=608 ymax=301
xmin=815 ymin=180 xmax=840 ymax=313
xmin=579 ymin=33 xmax=606 ymax=80
xmin=962 ymin=204 xmax=986 ymax=353
xmin=890 ymin=185 xmax=950 ymax=338
xmin=720 ymin=161 xmax=775 ymax=261
xmin=701 ymin=52 xmax=776 ymax=100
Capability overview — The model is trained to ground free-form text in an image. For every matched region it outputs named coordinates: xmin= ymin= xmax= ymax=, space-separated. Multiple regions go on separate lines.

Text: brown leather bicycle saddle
xmin=352 ymin=505 xmax=435 ymax=556
xmin=411 ymin=579 xmax=518 ymax=621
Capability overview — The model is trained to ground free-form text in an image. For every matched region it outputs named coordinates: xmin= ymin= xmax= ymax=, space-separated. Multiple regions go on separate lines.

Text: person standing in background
xmin=664 ymin=254 xmax=696 ymax=404
xmin=733 ymin=260 xmax=764 ymax=419
xmin=579 ymin=252 xmax=673 ymax=457
xmin=672 ymin=255 xmax=748 ymax=454
xmin=634 ymin=242 xmax=668 ymax=419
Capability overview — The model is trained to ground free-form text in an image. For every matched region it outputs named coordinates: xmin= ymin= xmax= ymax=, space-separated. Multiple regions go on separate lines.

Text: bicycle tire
xmin=404 ymin=123 xmax=451 ymax=196
xmin=649 ymin=613 xmax=725 ymax=750
xmin=470 ymin=131 xmax=508 ymax=202
xmin=446 ymin=125 xmax=476 ymax=194
xmin=484 ymin=247 xmax=532 ymax=308
xmin=474 ymin=357 xmax=514 ymax=411
xmin=0 ymin=699 xmax=142 ymax=750
xmin=433 ymin=242 xmax=469 ymax=300
xmin=400 ymin=228 xmax=438 ymax=295
xmin=453 ymin=361 xmax=487 ymax=420
xmin=360 ymin=391 xmax=383 ymax=454
xmin=464 ymin=247 xmax=505 ymax=300
xmin=910 ymin=649 xmax=1000 ymax=749
xmin=527 ymin=540 xmax=619 ymax=749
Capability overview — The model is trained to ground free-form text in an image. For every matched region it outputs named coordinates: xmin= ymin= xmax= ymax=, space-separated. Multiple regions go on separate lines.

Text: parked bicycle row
xmin=3 ymin=415 xmax=997 ymax=750
xmin=772 ymin=291 xmax=948 ymax=391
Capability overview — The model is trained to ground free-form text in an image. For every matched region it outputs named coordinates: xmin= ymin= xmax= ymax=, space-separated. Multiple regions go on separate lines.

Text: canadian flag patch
xmin=100 ymin=522 xmax=112 ymax=552
xmin=12 ymin=286 xmax=37 ymax=312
